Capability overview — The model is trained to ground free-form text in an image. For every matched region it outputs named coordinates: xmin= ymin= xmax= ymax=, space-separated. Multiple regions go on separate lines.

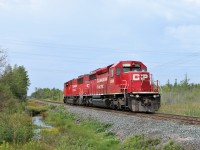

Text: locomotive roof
xmin=111 ymin=60 xmax=142 ymax=67
xmin=78 ymin=74 xmax=89 ymax=78
xmin=90 ymin=64 xmax=113 ymax=74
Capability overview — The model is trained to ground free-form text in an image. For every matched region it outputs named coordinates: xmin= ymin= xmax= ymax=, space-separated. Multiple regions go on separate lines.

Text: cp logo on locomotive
xmin=133 ymin=74 xmax=148 ymax=81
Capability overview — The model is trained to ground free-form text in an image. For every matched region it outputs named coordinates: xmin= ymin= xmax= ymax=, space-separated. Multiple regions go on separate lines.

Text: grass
xmin=121 ymin=134 xmax=160 ymax=150
xmin=121 ymin=135 xmax=182 ymax=150
xmin=41 ymin=105 xmax=119 ymax=150
xmin=160 ymin=88 xmax=200 ymax=116
xmin=26 ymin=100 xmax=48 ymax=116
xmin=159 ymin=102 xmax=200 ymax=116
xmin=0 ymin=112 xmax=33 ymax=145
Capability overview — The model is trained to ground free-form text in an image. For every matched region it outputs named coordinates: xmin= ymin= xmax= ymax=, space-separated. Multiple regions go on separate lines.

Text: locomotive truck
xmin=63 ymin=60 xmax=160 ymax=113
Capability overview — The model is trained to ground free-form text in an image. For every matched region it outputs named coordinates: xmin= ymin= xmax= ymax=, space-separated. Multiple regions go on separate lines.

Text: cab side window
xmin=110 ymin=68 xmax=114 ymax=78
xmin=116 ymin=68 xmax=120 ymax=76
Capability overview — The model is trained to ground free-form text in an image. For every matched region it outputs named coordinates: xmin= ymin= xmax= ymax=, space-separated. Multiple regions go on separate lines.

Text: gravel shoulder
xmin=64 ymin=104 xmax=200 ymax=149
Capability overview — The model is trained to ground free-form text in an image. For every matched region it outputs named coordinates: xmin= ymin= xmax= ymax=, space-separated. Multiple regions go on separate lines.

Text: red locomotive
xmin=63 ymin=60 xmax=160 ymax=112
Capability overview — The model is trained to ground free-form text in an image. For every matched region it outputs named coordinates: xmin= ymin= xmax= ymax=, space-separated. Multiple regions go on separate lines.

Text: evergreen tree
xmin=0 ymin=49 xmax=7 ymax=74
xmin=0 ymin=65 xmax=30 ymax=100
xmin=166 ymin=79 xmax=172 ymax=88
xmin=180 ymin=73 xmax=190 ymax=89
xmin=174 ymin=78 xmax=178 ymax=87
xmin=11 ymin=65 xmax=30 ymax=100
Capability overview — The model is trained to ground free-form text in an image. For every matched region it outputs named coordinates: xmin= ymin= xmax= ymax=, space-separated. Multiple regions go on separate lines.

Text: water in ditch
xmin=32 ymin=116 xmax=52 ymax=139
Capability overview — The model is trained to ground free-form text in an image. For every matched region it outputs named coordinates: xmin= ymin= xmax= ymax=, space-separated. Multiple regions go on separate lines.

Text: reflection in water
xmin=32 ymin=116 xmax=52 ymax=139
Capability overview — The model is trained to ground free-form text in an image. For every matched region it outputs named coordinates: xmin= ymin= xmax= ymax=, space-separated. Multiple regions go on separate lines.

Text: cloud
xmin=1 ymin=0 xmax=199 ymax=22
xmin=107 ymin=0 xmax=200 ymax=21
xmin=0 ymin=0 xmax=31 ymax=8
xmin=167 ymin=25 xmax=200 ymax=43
xmin=185 ymin=0 xmax=200 ymax=6
xmin=165 ymin=25 xmax=200 ymax=52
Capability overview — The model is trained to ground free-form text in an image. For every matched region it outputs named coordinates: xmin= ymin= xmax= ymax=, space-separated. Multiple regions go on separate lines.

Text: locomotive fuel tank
xmin=64 ymin=97 xmax=76 ymax=104
xmin=92 ymin=98 xmax=110 ymax=108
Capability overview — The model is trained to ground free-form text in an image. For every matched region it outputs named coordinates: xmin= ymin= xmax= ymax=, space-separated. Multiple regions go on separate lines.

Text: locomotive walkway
xmin=36 ymin=99 xmax=200 ymax=126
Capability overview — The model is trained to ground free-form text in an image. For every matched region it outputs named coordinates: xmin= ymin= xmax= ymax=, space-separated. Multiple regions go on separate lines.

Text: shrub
xmin=121 ymin=134 xmax=160 ymax=150
xmin=0 ymin=113 xmax=33 ymax=144
xmin=163 ymin=141 xmax=183 ymax=150
xmin=26 ymin=100 xmax=48 ymax=116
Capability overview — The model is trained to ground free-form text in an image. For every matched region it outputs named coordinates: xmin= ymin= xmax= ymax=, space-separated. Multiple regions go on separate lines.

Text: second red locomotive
xmin=63 ymin=60 xmax=160 ymax=113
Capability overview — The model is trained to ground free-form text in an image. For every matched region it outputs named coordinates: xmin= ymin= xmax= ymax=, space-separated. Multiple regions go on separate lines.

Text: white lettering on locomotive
xmin=110 ymin=79 xmax=114 ymax=83
xmin=97 ymin=77 xmax=107 ymax=83
xmin=79 ymin=89 xmax=84 ymax=95
xmin=133 ymin=74 xmax=148 ymax=81
xmin=72 ymin=85 xmax=77 ymax=92
xmin=97 ymin=84 xmax=104 ymax=89
xmin=72 ymin=85 xmax=77 ymax=88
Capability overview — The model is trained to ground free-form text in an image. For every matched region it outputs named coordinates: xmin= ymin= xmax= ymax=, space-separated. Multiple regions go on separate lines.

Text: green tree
xmin=166 ymin=79 xmax=172 ymax=88
xmin=0 ymin=48 xmax=7 ymax=74
xmin=0 ymin=51 xmax=11 ymax=110
xmin=180 ymin=73 xmax=190 ymax=89
xmin=1 ymin=65 xmax=30 ymax=100
xmin=11 ymin=65 xmax=30 ymax=100
xmin=174 ymin=78 xmax=178 ymax=87
xmin=31 ymin=87 xmax=63 ymax=101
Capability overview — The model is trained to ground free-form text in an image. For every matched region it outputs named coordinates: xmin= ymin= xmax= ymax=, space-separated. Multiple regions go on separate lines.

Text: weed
xmin=163 ymin=141 xmax=183 ymax=150
xmin=26 ymin=100 xmax=47 ymax=116
xmin=0 ymin=113 xmax=33 ymax=144
xmin=121 ymin=134 xmax=160 ymax=150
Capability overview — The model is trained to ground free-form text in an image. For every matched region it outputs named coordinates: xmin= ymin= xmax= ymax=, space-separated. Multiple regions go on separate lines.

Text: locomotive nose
xmin=143 ymin=98 xmax=152 ymax=106
xmin=122 ymin=72 xmax=151 ymax=92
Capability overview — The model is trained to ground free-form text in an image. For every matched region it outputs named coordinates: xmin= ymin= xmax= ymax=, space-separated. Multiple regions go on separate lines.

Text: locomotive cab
xmin=121 ymin=62 xmax=151 ymax=93
xmin=110 ymin=61 xmax=156 ymax=92
xmin=109 ymin=61 xmax=160 ymax=112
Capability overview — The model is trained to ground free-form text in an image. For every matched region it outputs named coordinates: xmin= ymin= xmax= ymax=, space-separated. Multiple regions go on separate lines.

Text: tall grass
xmin=26 ymin=100 xmax=48 ymax=116
xmin=160 ymin=84 xmax=200 ymax=116
xmin=0 ymin=99 xmax=34 ymax=146
xmin=159 ymin=102 xmax=200 ymax=116
xmin=0 ymin=112 xmax=33 ymax=145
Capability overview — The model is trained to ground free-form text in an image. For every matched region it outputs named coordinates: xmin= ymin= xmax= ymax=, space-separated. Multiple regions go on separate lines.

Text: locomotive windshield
xmin=123 ymin=67 xmax=140 ymax=72
xmin=123 ymin=67 xmax=131 ymax=72
xmin=122 ymin=63 xmax=141 ymax=72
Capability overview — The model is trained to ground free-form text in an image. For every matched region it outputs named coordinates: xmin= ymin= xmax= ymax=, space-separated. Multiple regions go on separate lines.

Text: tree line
xmin=0 ymin=48 xmax=62 ymax=103
xmin=31 ymin=88 xmax=63 ymax=101
xmin=162 ymin=73 xmax=200 ymax=91
xmin=161 ymin=74 xmax=200 ymax=104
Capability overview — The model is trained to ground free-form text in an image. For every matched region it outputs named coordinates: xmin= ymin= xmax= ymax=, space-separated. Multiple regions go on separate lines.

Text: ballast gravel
xmin=64 ymin=105 xmax=200 ymax=149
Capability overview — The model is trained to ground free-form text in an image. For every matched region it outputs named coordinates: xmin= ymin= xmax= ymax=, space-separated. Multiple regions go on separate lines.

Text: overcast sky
xmin=0 ymin=0 xmax=200 ymax=95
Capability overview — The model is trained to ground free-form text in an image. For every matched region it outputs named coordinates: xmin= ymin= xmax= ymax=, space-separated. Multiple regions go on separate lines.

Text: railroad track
xmin=36 ymin=99 xmax=200 ymax=126
xmin=149 ymin=113 xmax=200 ymax=125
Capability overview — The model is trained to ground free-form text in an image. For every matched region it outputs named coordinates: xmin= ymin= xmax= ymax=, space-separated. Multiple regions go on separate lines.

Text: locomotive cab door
xmin=108 ymin=68 xmax=115 ymax=93
xmin=108 ymin=67 xmax=121 ymax=94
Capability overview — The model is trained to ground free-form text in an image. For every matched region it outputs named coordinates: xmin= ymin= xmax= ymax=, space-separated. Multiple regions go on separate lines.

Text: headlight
xmin=153 ymin=95 xmax=159 ymax=98
xmin=136 ymin=95 xmax=140 ymax=98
